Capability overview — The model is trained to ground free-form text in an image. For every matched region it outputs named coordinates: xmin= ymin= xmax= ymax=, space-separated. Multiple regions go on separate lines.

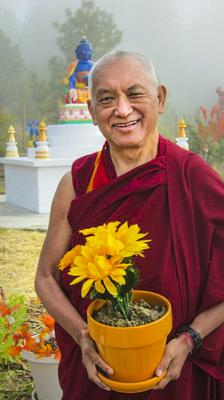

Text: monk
xmin=35 ymin=51 xmax=224 ymax=400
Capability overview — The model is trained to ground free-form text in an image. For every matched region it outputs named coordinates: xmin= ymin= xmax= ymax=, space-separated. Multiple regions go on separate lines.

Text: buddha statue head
xmin=75 ymin=37 xmax=93 ymax=62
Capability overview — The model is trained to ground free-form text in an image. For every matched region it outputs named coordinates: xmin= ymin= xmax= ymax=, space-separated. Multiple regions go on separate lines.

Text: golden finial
xmin=8 ymin=125 xmax=16 ymax=142
xmin=178 ymin=119 xmax=186 ymax=138
xmin=35 ymin=119 xmax=51 ymax=159
xmin=5 ymin=125 xmax=19 ymax=157
xmin=38 ymin=120 xmax=47 ymax=141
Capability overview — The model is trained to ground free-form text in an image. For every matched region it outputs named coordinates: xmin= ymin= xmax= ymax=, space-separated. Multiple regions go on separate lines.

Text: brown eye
xmin=128 ymin=92 xmax=144 ymax=98
xmin=99 ymin=97 xmax=114 ymax=105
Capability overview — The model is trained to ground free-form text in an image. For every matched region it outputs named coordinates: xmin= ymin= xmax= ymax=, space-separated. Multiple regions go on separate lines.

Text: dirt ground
xmin=0 ymin=228 xmax=46 ymax=299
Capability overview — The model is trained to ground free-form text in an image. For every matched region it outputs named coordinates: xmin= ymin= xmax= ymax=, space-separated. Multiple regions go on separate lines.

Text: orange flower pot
xmin=87 ymin=290 xmax=172 ymax=383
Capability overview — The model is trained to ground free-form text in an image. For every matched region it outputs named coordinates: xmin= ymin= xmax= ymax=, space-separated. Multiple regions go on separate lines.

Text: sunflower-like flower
xmin=58 ymin=221 xmax=150 ymax=303
xmin=58 ymin=245 xmax=81 ymax=271
xmin=80 ymin=221 xmax=151 ymax=258
xmin=68 ymin=245 xmax=130 ymax=297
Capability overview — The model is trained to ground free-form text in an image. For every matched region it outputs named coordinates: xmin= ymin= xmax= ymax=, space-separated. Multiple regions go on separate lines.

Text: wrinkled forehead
xmin=91 ymin=57 xmax=154 ymax=95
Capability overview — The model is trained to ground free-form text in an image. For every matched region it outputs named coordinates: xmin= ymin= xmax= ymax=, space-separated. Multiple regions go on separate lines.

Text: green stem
xmin=115 ymin=294 xmax=131 ymax=320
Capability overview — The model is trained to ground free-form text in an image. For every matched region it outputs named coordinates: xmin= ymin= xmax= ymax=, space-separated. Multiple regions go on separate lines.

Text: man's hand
xmin=152 ymin=335 xmax=193 ymax=390
xmin=79 ymin=330 xmax=113 ymax=391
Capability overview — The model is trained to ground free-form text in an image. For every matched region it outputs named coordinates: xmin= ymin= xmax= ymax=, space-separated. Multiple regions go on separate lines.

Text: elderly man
xmin=35 ymin=51 xmax=224 ymax=400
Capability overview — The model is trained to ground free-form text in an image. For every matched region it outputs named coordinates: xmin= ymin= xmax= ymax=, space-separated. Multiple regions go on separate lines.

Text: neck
xmin=109 ymin=133 xmax=159 ymax=177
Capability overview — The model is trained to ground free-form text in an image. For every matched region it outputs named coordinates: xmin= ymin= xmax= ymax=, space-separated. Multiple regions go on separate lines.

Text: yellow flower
xmin=80 ymin=221 xmax=150 ymax=258
xmin=68 ymin=245 xmax=130 ymax=297
xmin=58 ymin=221 xmax=150 ymax=300
xmin=58 ymin=245 xmax=81 ymax=271
xmin=115 ymin=222 xmax=151 ymax=257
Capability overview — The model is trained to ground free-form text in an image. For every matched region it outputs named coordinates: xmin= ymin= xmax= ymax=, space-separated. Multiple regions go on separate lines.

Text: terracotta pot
xmin=87 ymin=290 xmax=172 ymax=383
xmin=22 ymin=350 xmax=62 ymax=400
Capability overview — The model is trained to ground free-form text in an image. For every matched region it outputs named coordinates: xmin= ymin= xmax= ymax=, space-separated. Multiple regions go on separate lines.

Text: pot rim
xmin=22 ymin=349 xmax=59 ymax=364
xmin=87 ymin=289 xmax=172 ymax=331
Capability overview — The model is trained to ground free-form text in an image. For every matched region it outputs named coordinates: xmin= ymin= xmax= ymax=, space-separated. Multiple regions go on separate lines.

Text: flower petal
xmin=68 ymin=266 xmax=88 ymax=276
xmin=58 ymin=245 xmax=82 ymax=270
xmin=70 ymin=275 xmax=87 ymax=285
xmin=95 ymin=280 xmax=105 ymax=293
xmin=110 ymin=268 xmax=126 ymax=276
xmin=87 ymin=262 xmax=103 ymax=279
xmin=81 ymin=279 xmax=95 ymax=298
xmin=111 ymin=276 xmax=126 ymax=285
xmin=103 ymin=277 xmax=118 ymax=296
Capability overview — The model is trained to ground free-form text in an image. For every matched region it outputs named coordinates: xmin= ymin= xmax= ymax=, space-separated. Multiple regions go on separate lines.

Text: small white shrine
xmin=0 ymin=120 xmax=104 ymax=213
xmin=175 ymin=119 xmax=189 ymax=150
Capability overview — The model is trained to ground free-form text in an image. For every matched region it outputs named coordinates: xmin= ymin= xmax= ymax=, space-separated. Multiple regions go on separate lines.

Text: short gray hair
xmin=89 ymin=50 xmax=159 ymax=92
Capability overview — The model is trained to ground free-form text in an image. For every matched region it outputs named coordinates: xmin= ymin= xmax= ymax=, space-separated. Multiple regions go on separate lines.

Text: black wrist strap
xmin=176 ymin=324 xmax=202 ymax=349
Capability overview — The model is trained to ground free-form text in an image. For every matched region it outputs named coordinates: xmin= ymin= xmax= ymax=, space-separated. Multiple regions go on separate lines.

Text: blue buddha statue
xmin=26 ymin=120 xmax=39 ymax=147
xmin=65 ymin=37 xmax=94 ymax=104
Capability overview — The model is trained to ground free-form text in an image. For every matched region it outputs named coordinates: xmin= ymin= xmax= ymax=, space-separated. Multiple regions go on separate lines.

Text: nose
xmin=114 ymin=96 xmax=132 ymax=117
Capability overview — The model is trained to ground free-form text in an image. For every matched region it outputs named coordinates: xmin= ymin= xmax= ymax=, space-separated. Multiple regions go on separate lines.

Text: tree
xmin=0 ymin=30 xmax=25 ymax=116
xmin=0 ymin=2 xmax=19 ymax=44
xmin=54 ymin=0 xmax=123 ymax=62
xmin=0 ymin=107 xmax=12 ymax=156
xmin=24 ymin=71 xmax=59 ymax=124
xmin=186 ymin=119 xmax=224 ymax=170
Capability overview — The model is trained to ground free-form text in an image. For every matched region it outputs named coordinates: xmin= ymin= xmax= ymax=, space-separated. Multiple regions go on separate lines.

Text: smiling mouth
xmin=112 ymin=119 xmax=140 ymax=128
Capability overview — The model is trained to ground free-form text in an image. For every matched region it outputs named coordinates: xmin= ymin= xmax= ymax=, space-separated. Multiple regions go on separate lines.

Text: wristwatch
xmin=176 ymin=324 xmax=202 ymax=349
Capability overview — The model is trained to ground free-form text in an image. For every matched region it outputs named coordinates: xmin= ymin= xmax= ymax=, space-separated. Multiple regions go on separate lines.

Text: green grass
xmin=0 ymin=363 xmax=33 ymax=400
xmin=0 ymin=228 xmax=46 ymax=299
xmin=0 ymin=175 xmax=5 ymax=194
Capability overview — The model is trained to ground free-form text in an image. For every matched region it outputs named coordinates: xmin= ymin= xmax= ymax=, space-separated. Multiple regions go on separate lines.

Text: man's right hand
xmin=79 ymin=329 xmax=113 ymax=391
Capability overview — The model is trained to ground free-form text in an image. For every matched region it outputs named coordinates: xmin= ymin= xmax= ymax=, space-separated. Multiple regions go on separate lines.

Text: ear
xmin=157 ymin=85 xmax=167 ymax=114
xmin=87 ymin=99 xmax=97 ymax=125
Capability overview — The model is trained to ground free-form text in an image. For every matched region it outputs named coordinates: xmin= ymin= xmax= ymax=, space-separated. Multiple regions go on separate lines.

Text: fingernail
xmin=107 ymin=368 xmax=113 ymax=375
xmin=156 ymin=369 xmax=163 ymax=376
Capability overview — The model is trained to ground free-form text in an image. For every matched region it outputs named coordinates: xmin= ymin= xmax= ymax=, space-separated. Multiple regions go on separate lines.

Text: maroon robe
xmin=55 ymin=136 xmax=224 ymax=400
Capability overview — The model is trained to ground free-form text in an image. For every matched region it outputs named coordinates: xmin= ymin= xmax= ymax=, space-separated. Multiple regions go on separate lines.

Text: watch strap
xmin=176 ymin=324 xmax=202 ymax=349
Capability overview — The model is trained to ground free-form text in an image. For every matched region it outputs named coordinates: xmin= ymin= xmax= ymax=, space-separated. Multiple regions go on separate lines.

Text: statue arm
xmin=69 ymin=73 xmax=76 ymax=89
xmin=67 ymin=61 xmax=78 ymax=89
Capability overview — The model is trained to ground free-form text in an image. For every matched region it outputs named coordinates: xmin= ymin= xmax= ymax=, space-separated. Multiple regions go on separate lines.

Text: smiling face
xmin=88 ymin=56 xmax=166 ymax=151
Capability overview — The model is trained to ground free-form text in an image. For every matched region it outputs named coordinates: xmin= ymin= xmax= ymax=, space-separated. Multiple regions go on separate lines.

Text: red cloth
xmin=55 ymin=136 xmax=224 ymax=399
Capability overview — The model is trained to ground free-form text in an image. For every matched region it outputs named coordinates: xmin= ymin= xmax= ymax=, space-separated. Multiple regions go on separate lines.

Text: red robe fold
xmin=55 ymin=136 xmax=224 ymax=400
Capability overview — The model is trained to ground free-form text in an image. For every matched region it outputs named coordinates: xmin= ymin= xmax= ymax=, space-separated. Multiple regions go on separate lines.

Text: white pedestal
xmin=0 ymin=158 xmax=72 ymax=213
xmin=0 ymin=123 xmax=105 ymax=213
xmin=175 ymin=137 xmax=189 ymax=150
xmin=47 ymin=123 xmax=104 ymax=159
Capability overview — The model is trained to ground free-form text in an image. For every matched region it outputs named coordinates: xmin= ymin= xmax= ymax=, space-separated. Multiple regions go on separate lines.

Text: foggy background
xmin=1 ymin=0 xmax=224 ymax=114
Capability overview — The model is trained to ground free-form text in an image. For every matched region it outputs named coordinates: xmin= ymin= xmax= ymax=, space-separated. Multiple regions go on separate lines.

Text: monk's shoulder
xmin=165 ymin=137 xmax=224 ymax=190
xmin=165 ymin=137 xmax=212 ymax=173
xmin=71 ymin=152 xmax=98 ymax=195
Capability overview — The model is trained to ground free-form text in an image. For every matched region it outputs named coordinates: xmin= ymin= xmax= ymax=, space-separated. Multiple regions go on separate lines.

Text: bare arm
xmin=35 ymin=172 xmax=86 ymax=343
xmin=190 ymin=301 xmax=224 ymax=339
xmin=35 ymin=172 xmax=112 ymax=390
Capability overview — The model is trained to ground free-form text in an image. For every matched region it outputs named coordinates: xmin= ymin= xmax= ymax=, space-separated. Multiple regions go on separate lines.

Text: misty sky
xmin=2 ymin=0 xmax=224 ymax=114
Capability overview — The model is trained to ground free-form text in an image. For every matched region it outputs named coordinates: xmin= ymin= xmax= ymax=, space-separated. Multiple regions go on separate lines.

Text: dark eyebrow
xmin=96 ymin=89 xmax=112 ymax=96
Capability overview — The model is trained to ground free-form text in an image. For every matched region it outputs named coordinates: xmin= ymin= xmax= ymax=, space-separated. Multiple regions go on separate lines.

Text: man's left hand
xmin=152 ymin=335 xmax=193 ymax=390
